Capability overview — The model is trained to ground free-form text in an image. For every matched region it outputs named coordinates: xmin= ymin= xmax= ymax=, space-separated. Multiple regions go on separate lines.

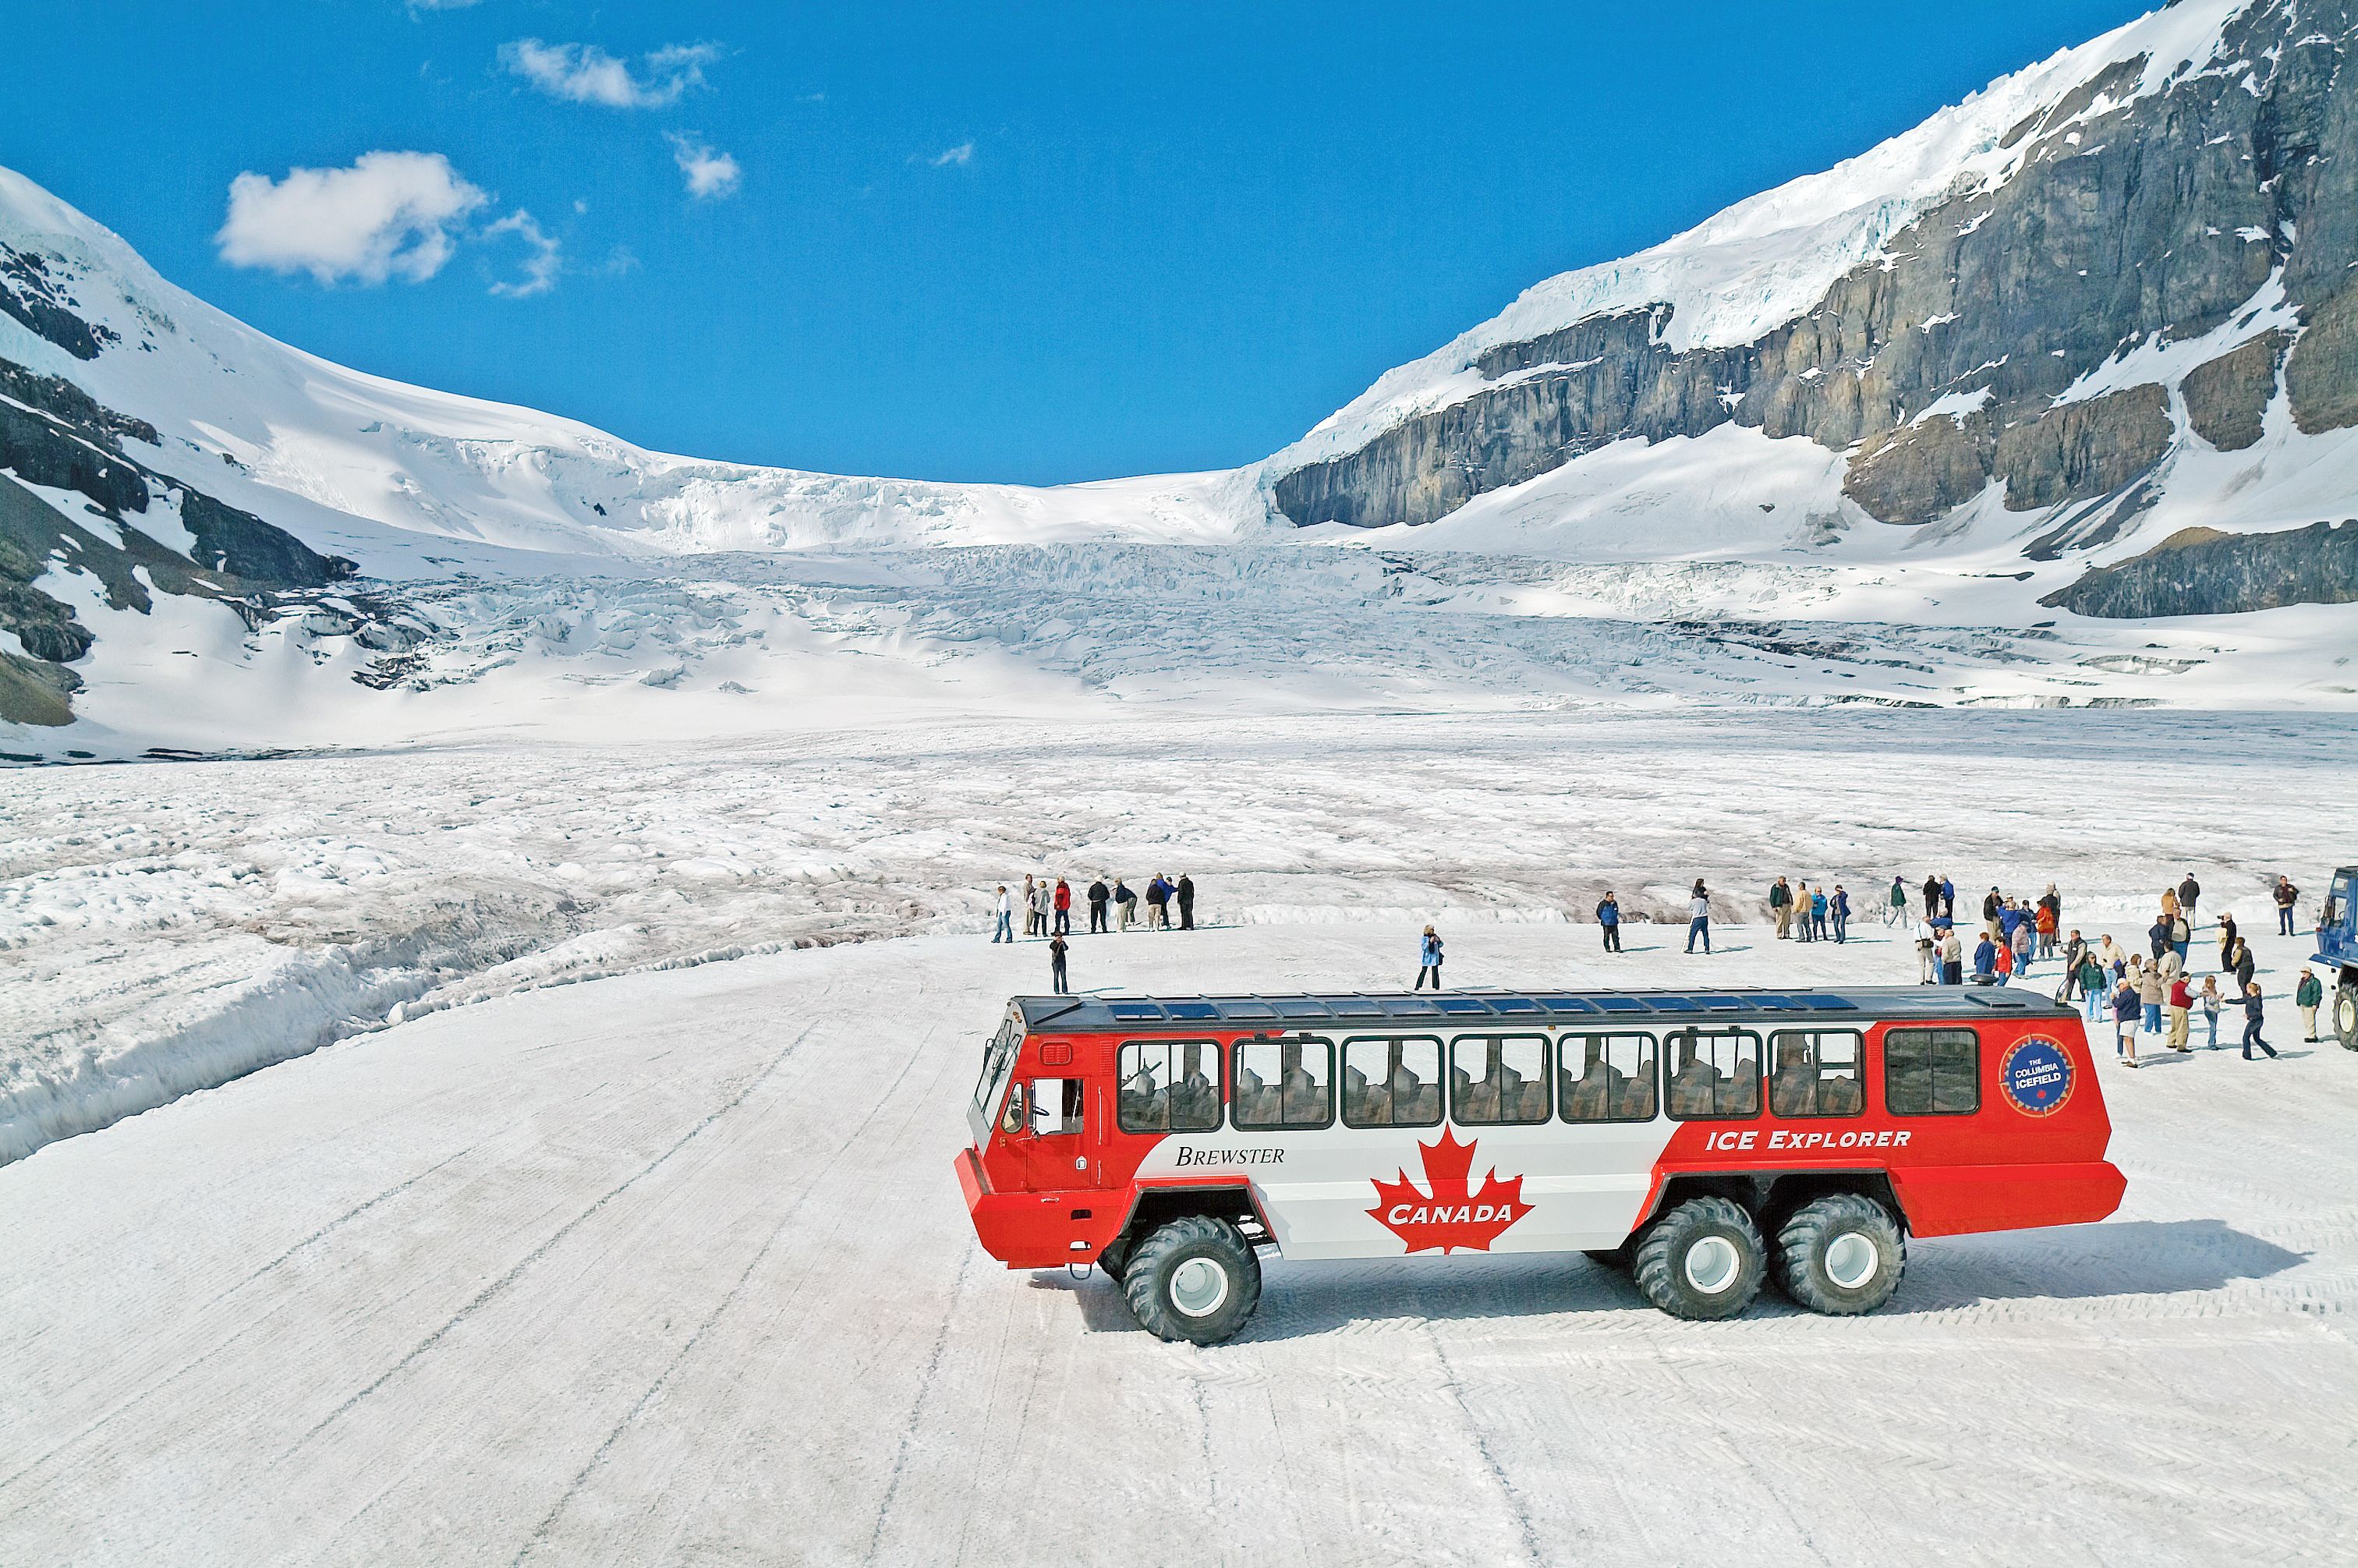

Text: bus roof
xmin=1012 ymin=986 xmax=2077 ymax=1032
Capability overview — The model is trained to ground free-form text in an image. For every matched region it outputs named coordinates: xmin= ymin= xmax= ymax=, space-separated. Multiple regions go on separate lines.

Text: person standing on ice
xmin=2170 ymin=908 xmax=2191 ymax=967
xmin=1115 ymin=876 xmax=1138 ymax=931
xmin=2179 ymin=872 xmax=2202 ymax=931
xmin=1916 ymin=915 xmax=1938 ymax=983
xmin=1922 ymin=873 xmax=1942 ymax=920
xmin=1145 ymin=875 xmax=1170 ymax=929
xmin=2218 ymin=911 xmax=2239 ymax=973
xmin=1940 ymin=876 xmax=1956 ymax=920
xmin=1887 ymin=876 xmax=1908 ymax=927
xmin=993 ymin=885 xmax=1014 ymax=943
xmin=1770 ymin=876 xmax=1793 ymax=939
xmin=1793 ymin=883 xmax=1814 ymax=944
xmin=1940 ymin=928 xmax=1965 ymax=986
xmin=2010 ymin=918 xmax=2033 ymax=976
xmin=2200 ymin=975 xmax=2224 ymax=1049
xmin=1415 ymin=926 xmax=1445 ymax=989
xmin=2140 ymin=961 xmax=2165 ymax=1040
xmin=1177 ymin=874 xmax=1196 ymax=931
xmin=2062 ymin=929 xmax=2087 ymax=996
xmin=2298 ymin=968 xmax=2324 ymax=1041
xmin=2077 ymin=948 xmax=2108 ymax=1022
xmin=2275 ymin=876 xmax=2301 ymax=937
xmin=2241 ymin=982 xmax=2277 ymax=1060
xmin=1053 ymin=877 xmax=1072 ymax=936
xmin=1087 ymin=874 xmax=1110 ymax=934
xmin=1049 ymin=931 xmax=1071 ymax=994
xmin=1685 ymin=882 xmax=1712 ymax=954
xmin=2166 ymin=972 xmax=2193 ymax=1053
xmin=1812 ymin=885 xmax=1832 ymax=942
xmin=1831 ymin=885 xmax=1850 ymax=944
xmin=1595 ymin=892 xmax=1623 ymax=952
xmin=1032 ymin=879 xmax=1055 ymax=938
xmin=2231 ymin=937 xmax=2257 ymax=995
xmin=1021 ymin=874 xmax=1039 ymax=936
xmin=2112 ymin=975 xmax=2144 ymax=1067
xmin=1973 ymin=933 xmax=1998 ymax=984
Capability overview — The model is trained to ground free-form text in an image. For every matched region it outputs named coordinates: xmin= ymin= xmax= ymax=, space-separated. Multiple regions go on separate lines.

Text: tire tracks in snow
xmin=281 ymin=1019 xmax=817 ymax=1460
xmin=506 ymin=1004 xmax=959 ymax=1563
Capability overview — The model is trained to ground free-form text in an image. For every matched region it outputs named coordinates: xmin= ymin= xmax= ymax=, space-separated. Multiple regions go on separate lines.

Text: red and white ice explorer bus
xmin=957 ymin=986 xmax=2124 ymax=1343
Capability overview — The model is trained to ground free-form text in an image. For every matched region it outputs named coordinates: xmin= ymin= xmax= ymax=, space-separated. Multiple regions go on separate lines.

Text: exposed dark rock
xmin=2039 ymin=520 xmax=2358 ymax=617
xmin=1993 ymin=385 xmax=2173 ymax=511
xmin=0 ymin=356 xmax=158 ymax=449
xmin=1842 ymin=411 xmax=1995 ymax=525
xmin=0 ymin=398 xmax=149 ymax=515
xmin=2286 ymin=283 xmax=2358 ymax=434
xmin=2183 ymin=330 xmax=2289 ymax=450
xmin=1272 ymin=2 xmax=2357 ymax=536
xmin=179 ymin=488 xmax=351 ymax=587
xmin=0 ymin=246 xmax=114 ymax=361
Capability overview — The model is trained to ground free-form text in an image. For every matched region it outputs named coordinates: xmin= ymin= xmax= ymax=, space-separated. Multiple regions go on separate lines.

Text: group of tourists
xmin=1907 ymin=880 xmax=2066 ymax=985
xmin=1767 ymin=876 xmax=1854 ymax=944
xmin=991 ymin=872 xmax=1198 ymax=994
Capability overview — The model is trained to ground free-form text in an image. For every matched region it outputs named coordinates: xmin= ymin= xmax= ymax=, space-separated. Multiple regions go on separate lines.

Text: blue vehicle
xmin=2319 ymin=867 xmax=2358 ymax=1050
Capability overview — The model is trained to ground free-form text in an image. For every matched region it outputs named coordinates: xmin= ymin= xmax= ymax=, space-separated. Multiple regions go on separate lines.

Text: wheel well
xmin=1106 ymin=1185 xmax=1266 ymax=1269
xmin=1642 ymin=1170 xmax=1908 ymax=1239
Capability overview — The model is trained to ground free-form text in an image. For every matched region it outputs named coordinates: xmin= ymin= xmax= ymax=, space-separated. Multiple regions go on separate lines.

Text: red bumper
xmin=1892 ymin=1159 xmax=2127 ymax=1237
xmin=956 ymin=1149 xmax=1124 ymax=1269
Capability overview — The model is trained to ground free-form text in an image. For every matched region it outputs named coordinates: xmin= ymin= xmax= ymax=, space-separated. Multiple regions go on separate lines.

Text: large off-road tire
xmin=1121 ymin=1217 xmax=1262 ymax=1345
xmin=1776 ymin=1194 xmax=1906 ymax=1315
xmin=1633 ymin=1198 xmax=1765 ymax=1320
xmin=2335 ymin=984 xmax=2358 ymax=1052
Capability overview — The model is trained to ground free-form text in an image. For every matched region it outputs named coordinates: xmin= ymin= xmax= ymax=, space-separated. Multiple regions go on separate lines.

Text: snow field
xmin=6 ymin=708 xmax=2354 ymax=1166
xmin=0 ymin=921 xmax=2351 ymax=1565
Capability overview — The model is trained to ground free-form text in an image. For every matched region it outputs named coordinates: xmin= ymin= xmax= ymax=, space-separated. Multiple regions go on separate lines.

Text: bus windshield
xmin=973 ymin=1014 xmax=1021 ymax=1113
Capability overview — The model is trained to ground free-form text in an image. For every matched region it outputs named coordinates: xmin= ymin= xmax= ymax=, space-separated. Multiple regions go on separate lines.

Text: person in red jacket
xmin=2165 ymin=974 xmax=2193 ymax=1053
xmin=1053 ymin=877 xmax=1072 ymax=936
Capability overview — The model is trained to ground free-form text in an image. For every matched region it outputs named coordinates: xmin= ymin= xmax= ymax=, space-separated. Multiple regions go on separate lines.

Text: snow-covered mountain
xmin=5 ymin=0 xmax=2356 ymax=752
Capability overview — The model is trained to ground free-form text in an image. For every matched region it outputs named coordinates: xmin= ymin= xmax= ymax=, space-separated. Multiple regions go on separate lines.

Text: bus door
xmin=997 ymin=1041 xmax=1100 ymax=1192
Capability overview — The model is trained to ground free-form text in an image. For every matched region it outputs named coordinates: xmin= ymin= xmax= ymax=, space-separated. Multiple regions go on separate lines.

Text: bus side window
xmin=1665 ymin=1029 xmax=1761 ymax=1120
xmin=1118 ymin=1040 xmax=1223 ymax=1134
xmin=1769 ymin=1030 xmax=1864 ymax=1118
xmin=1342 ymin=1036 xmax=1443 ymax=1128
xmin=1559 ymin=1032 xmax=1657 ymax=1124
xmin=1884 ymin=1028 xmax=1979 ymax=1115
xmin=1234 ymin=1038 xmax=1333 ymax=1130
xmin=1450 ymin=1034 xmax=1549 ymax=1125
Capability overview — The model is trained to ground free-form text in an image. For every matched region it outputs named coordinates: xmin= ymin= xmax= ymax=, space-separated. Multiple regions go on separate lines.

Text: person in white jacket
xmin=992 ymin=885 xmax=1014 ymax=943
xmin=1685 ymin=881 xmax=1712 ymax=954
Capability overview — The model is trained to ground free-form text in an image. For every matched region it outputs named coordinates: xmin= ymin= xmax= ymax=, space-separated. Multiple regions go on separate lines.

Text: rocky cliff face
xmin=0 ymin=343 xmax=350 ymax=725
xmin=1273 ymin=1 xmax=2358 ymax=565
xmin=2041 ymin=519 xmax=2358 ymax=614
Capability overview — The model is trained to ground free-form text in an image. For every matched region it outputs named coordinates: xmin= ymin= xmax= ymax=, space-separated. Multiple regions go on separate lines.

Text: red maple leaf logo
xmin=1368 ymin=1127 xmax=1531 ymax=1255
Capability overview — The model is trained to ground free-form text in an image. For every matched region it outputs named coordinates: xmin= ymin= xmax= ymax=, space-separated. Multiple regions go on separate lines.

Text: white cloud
xmin=499 ymin=38 xmax=719 ymax=108
xmin=216 ymin=151 xmax=487 ymax=286
xmin=407 ymin=0 xmax=486 ymax=10
xmin=483 ymin=209 xmax=561 ymax=297
xmin=929 ymin=142 xmax=975 ymax=168
xmin=668 ymin=134 xmax=742 ymax=200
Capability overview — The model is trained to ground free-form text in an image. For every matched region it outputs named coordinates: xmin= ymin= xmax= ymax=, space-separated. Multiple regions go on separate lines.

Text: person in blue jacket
xmin=1810 ymin=886 xmax=1830 ymax=941
xmin=1830 ymin=885 xmax=1851 ymax=944
xmin=1973 ymin=934 xmax=1999 ymax=982
xmin=1595 ymin=893 xmax=1623 ymax=953
xmin=1415 ymin=926 xmax=1444 ymax=989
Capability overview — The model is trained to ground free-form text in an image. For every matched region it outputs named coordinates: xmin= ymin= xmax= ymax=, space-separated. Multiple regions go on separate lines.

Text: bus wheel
xmin=1634 ymin=1198 xmax=1765 ymax=1320
xmin=2335 ymin=985 xmax=2358 ymax=1052
xmin=1122 ymin=1217 xmax=1262 ymax=1346
xmin=1776 ymin=1195 xmax=1905 ymax=1315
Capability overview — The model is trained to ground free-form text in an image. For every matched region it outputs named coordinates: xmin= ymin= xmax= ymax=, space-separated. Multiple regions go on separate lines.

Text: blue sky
xmin=5 ymin=1 xmax=2156 ymax=483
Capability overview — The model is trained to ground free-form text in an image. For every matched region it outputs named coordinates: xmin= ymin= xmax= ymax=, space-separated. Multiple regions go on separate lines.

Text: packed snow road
xmin=3 ymin=922 xmax=2353 ymax=1566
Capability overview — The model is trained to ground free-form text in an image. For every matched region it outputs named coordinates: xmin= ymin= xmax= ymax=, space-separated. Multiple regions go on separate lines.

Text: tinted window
xmin=1768 ymin=1030 xmax=1865 ymax=1118
xmin=1557 ymin=1032 xmax=1659 ymax=1123
xmin=1885 ymin=1028 xmax=1980 ymax=1115
xmin=1450 ymin=1034 xmax=1550 ymax=1124
xmin=1117 ymin=1040 xmax=1223 ymax=1134
xmin=1341 ymin=1036 xmax=1443 ymax=1128
xmin=1234 ymin=1038 xmax=1334 ymax=1129
xmin=1665 ymin=1029 xmax=1762 ymax=1120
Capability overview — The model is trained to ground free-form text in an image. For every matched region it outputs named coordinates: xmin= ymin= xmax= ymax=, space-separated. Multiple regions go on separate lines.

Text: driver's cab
xmin=2321 ymin=868 xmax=2358 ymax=968
xmin=969 ymin=1007 xmax=1103 ymax=1195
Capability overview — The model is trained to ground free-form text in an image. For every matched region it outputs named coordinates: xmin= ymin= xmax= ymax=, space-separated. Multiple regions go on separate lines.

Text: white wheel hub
xmin=1684 ymin=1234 xmax=1742 ymax=1294
xmin=1169 ymin=1256 xmax=1231 ymax=1318
xmin=1823 ymin=1230 xmax=1880 ymax=1290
